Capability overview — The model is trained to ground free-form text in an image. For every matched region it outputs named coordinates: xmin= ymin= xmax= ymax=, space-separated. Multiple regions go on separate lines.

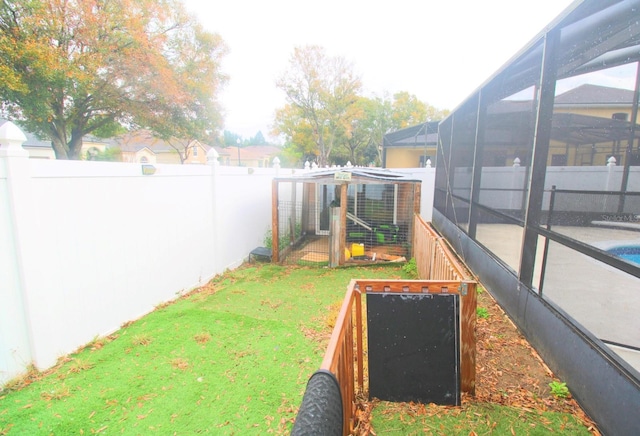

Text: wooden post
xmin=329 ymin=206 xmax=341 ymax=267
xmin=460 ymin=281 xmax=477 ymax=395
xmin=340 ymin=183 xmax=348 ymax=264
xmin=414 ymin=181 xmax=421 ymax=217
xmin=355 ymin=289 xmax=363 ymax=392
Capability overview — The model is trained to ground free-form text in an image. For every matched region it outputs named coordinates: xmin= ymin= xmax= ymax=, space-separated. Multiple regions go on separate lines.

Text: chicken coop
xmin=271 ymin=168 xmax=421 ymax=266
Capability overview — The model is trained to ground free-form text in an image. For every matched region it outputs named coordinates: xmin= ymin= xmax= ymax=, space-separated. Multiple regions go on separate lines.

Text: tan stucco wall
xmin=184 ymin=145 xmax=208 ymax=164
xmin=25 ymin=147 xmax=55 ymax=159
xmin=385 ymin=147 xmax=436 ymax=168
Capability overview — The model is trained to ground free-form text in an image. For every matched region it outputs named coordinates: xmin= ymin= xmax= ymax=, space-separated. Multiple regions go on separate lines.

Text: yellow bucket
xmin=351 ymin=243 xmax=365 ymax=257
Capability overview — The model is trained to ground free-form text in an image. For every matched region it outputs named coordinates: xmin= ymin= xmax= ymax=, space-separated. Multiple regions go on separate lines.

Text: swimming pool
xmin=607 ymin=245 xmax=640 ymax=266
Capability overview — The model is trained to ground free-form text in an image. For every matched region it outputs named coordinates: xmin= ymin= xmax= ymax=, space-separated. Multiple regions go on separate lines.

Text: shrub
xmin=549 ymin=381 xmax=570 ymax=398
xmin=476 ymin=307 xmax=490 ymax=319
xmin=402 ymin=258 xmax=419 ymax=278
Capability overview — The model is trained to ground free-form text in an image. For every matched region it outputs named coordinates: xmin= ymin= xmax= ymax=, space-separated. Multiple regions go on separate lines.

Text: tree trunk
xmin=68 ymin=129 xmax=84 ymax=160
xmin=51 ymin=137 xmax=68 ymax=159
xmin=50 ymin=129 xmax=84 ymax=160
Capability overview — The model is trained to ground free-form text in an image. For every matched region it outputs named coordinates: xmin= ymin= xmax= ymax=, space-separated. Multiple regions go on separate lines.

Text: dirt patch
xmin=474 ymin=290 xmax=584 ymax=415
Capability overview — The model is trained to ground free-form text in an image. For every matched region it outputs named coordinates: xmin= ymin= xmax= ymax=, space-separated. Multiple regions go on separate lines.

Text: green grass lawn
xmin=0 ymin=263 xmax=592 ymax=435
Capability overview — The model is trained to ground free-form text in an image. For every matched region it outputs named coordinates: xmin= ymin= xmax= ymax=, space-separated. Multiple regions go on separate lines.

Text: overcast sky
xmin=182 ymin=0 xmax=576 ymax=141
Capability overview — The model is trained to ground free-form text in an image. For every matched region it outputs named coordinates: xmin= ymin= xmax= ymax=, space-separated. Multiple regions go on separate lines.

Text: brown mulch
xmin=472 ymin=290 xmax=594 ymax=417
xmin=352 ymin=288 xmax=600 ymax=435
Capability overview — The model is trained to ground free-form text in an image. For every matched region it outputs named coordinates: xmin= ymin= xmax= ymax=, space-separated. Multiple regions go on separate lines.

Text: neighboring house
xmin=384 ymin=84 xmax=640 ymax=169
xmin=116 ymin=143 xmax=157 ymax=164
xmin=20 ymin=127 xmax=55 ymax=159
xmin=383 ymin=122 xmax=439 ymax=168
xmin=213 ymin=145 xmax=282 ymax=167
xmin=482 ymin=85 xmax=640 ymax=167
xmin=114 ymin=131 xmax=210 ymax=164
xmin=551 ymin=84 xmax=639 ymax=166
xmin=0 ymin=119 xmax=108 ymax=159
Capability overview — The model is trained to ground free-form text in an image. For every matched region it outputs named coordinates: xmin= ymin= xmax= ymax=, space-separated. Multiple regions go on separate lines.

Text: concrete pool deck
xmin=474 ymin=224 xmax=640 ymax=374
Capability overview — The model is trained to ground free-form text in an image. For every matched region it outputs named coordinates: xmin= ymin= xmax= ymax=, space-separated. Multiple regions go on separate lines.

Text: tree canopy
xmin=0 ymin=0 xmax=227 ymax=159
xmin=273 ymin=45 xmax=449 ymax=167
xmin=275 ymin=45 xmax=362 ymax=167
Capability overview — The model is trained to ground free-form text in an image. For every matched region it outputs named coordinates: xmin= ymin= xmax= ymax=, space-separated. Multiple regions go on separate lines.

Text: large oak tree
xmin=0 ymin=0 xmax=226 ymax=159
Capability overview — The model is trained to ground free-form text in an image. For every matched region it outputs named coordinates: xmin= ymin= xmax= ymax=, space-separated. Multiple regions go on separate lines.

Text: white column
xmin=0 ymin=121 xmax=36 ymax=382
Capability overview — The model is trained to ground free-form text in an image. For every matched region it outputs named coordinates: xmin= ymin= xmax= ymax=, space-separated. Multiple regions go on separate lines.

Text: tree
xmin=0 ymin=0 xmax=227 ymax=160
xmin=275 ymin=45 xmax=361 ymax=166
xmin=360 ymin=93 xmax=449 ymax=164
xmin=391 ymin=91 xmax=448 ymax=128
xmin=274 ymin=105 xmax=318 ymax=166
xmin=249 ymin=131 xmax=266 ymax=145
xmin=86 ymin=147 xmax=122 ymax=162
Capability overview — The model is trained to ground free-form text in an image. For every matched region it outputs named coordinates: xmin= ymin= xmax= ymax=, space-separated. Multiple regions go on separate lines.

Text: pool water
xmin=607 ymin=246 xmax=640 ymax=266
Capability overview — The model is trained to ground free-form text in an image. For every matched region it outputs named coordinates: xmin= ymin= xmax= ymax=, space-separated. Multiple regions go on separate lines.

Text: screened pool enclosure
xmin=431 ymin=1 xmax=640 ymax=434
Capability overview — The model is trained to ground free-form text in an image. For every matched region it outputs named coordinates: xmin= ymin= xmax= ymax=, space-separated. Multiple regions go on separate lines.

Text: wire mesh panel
xmin=275 ymin=179 xmax=418 ymax=266
xmin=344 ymin=182 xmax=414 ymax=262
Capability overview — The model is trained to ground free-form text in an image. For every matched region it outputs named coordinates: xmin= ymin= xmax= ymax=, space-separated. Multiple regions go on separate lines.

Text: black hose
xmin=291 ymin=369 xmax=343 ymax=436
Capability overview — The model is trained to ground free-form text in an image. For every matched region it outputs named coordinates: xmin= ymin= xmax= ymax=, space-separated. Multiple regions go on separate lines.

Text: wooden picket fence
xmin=304 ymin=216 xmax=477 ymax=435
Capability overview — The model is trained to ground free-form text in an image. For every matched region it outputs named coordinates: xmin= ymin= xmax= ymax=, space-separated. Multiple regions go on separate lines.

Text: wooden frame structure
xmin=316 ymin=218 xmax=477 ymax=435
xmin=271 ymin=168 xmax=422 ymax=266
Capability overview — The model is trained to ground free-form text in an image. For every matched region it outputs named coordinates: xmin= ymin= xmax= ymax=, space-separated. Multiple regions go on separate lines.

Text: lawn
xmin=0 ymin=263 xmax=596 ymax=435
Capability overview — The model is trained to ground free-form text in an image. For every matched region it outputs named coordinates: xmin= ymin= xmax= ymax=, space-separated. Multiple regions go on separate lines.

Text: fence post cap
xmin=206 ymin=148 xmax=219 ymax=165
xmin=0 ymin=121 xmax=28 ymax=157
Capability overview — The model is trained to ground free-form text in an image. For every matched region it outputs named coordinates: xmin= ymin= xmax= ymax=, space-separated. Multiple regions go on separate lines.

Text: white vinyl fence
xmin=0 ymin=121 xmax=437 ymax=386
xmin=0 ymin=123 xmax=278 ymax=385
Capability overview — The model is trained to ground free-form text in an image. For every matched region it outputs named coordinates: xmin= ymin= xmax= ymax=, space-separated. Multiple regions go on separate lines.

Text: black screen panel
xmin=367 ymin=293 xmax=460 ymax=405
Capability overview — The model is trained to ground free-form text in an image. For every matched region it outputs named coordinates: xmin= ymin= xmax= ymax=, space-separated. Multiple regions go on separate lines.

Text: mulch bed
xmin=351 ymin=288 xmax=600 ymax=435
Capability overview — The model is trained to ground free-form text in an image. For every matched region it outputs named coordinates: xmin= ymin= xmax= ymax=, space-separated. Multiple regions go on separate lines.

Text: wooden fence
xmin=303 ymin=217 xmax=477 ymax=435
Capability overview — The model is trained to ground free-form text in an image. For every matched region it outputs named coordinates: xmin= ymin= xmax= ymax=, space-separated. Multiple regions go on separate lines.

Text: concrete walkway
xmin=474 ymin=224 xmax=640 ymax=374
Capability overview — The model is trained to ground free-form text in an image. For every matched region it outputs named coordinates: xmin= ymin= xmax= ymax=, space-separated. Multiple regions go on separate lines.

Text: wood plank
xmin=460 ymin=281 xmax=477 ymax=395
xmin=339 ymin=183 xmax=348 ymax=265
xmin=355 ymin=279 xmax=463 ymax=294
xmin=330 ymin=206 xmax=341 ymax=267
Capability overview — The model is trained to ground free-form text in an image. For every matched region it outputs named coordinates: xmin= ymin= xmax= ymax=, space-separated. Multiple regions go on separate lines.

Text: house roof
xmin=113 ymin=130 xmax=210 ymax=153
xmin=275 ymin=167 xmax=421 ymax=184
xmin=0 ymin=118 xmax=109 ymax=149
xmin=213 ymin=145 xmax=282 ymax=161
xmin=555 ymin=84 xmax=635 ymax=105
xmin=383 ymin=122 xmax=439 ymax=148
